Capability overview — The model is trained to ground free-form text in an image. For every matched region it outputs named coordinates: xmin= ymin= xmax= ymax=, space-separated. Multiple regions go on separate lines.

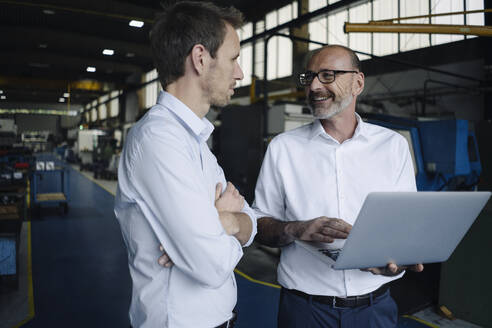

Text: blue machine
xmin=363 ymin=114 xmax=482 ymax=191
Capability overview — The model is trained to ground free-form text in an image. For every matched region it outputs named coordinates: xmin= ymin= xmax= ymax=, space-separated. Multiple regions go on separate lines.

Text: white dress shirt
xmin=253 ymin=114 xmax=416 ymax=297
xmin=115 ymin=91 xmax=257 ymax=328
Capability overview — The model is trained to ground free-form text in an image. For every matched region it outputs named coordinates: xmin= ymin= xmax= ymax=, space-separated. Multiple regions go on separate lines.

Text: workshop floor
xmin=0 ymin=162 xmax=483 ymax=327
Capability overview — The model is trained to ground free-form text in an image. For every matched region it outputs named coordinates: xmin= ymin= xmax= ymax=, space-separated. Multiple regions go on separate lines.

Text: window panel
xmin=238 ymin=44 xmax=253 ymax=87
xmin=309 ymin=17 xmax=327 ymax=50
xmin=431 ymin=0 xmax=464 ymax=45
xmin=98 ymin=95 xmax=108 ymax=120
xmin=143 ymin=69 xmax=159 ymax=109
xmin=267 ymin=36 xmax=279 ymax=80
xmin=309 ymin=0 xmax=327 ymax=12
xmin=98 ymin=104 xmax=107 ymax=120
xmin=349 ymin=3 xmax=371 ymax=60
xmin=277 ymin=31 xmax=293 ymax=78
xmin=266 ymin=10 xmax=277 ymax=29
xmin=328 ymin=10 xmax=348 ymax=46
xmin=466 ymin=0 xmax=484 ymax=26
xmin=373 ymin=0 xmax=398 ymax=56
xmin=400 ymin=0 xmax=430 ymax=52
xmin=278 ymin=4 xmax=293 ymax=25
xmin=242 ymin=22 xmax=253 ymax=39
xmin=109 ymin=91 xmax=120 ymax=117
xmin=254 ymin=40 xmax=264 ymax=78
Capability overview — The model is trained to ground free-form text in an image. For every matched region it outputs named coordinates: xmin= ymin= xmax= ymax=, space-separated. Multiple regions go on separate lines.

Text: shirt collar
xmin=309 ymin=113 xmax=368 ymax=142
xmin=157 ymin=91 xmax=214 ymax=142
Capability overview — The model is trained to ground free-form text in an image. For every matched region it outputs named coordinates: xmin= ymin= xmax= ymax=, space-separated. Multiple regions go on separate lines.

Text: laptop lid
xmin=296 ymin=191 xmax=491 ymax=270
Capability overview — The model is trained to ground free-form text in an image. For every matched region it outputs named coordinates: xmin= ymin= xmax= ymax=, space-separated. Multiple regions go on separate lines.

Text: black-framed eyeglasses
xmin=298 ymin=69 xmax=359 ymax=86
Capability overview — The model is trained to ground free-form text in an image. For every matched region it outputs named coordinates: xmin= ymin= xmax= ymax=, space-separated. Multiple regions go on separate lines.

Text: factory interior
xmin=0 ymin=0 xmax=491 ymax=327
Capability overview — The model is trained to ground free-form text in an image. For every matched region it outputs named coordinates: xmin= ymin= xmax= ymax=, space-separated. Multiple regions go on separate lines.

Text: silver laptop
xmin=296 ymin=191 xmax=491 ymax=270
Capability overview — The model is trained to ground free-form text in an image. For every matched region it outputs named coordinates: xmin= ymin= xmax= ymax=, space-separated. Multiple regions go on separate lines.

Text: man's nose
xmin=309 ymin=73 xmax=324 ymax=91
xmin=234 ymin=62 xmax=244 ymax=80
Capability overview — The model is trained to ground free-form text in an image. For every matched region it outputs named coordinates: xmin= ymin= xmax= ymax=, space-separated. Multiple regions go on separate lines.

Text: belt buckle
xmin=332 ymin=297 xmax=347 ymax=309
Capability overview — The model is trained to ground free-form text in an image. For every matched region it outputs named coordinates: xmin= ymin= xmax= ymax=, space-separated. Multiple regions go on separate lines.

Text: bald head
xmin=309 ymin=45 xmax=361 ymax=72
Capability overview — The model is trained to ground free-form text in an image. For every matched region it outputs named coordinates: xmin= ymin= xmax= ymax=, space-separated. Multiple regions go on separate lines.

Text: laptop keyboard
xmin=318 ymin=248 xmax=342 ymax=261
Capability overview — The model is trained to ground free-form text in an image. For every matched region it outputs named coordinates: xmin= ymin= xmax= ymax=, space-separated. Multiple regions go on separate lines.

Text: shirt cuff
xmin=240 ymin=205 xmax=257 ymax=247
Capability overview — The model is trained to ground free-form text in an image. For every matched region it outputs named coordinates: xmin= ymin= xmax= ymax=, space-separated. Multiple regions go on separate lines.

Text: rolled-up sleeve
xmin=214 ymin=166 xmax=257 ymax=247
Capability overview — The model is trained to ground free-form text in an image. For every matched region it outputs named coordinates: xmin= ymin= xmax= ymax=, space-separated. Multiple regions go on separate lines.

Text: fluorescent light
xmin=1 ymin=96 xmax=6 ymax=100
xmin=126 ymin=52 xmax=135 ymax=58
xmin=63 ymin=93 xmax=70 ymax=98
xmin=39 ymin=44 xmax=48 ymax=49
xmin=86 ymin=66 xmax=96 ymax=72
xmin=129 ymin=20 xmax=144 ymax=28
xmin=58 ymin=97 xmax=65 ymax=102
xmin=102 ymin=49 xmax=114 ymax=56
xmin=43 ymin=9 xmax=55 ymax=15
xmin=0 ymin=90 xmax=3 ymax=94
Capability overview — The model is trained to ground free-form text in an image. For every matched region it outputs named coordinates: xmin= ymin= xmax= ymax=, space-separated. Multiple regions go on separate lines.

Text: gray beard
xmin=312 ymin=94 xmax=353 ymax=120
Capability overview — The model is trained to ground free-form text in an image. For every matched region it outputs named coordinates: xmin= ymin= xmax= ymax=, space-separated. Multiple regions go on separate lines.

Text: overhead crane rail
xmin=344 ymin=9 xmax=492 ymax=37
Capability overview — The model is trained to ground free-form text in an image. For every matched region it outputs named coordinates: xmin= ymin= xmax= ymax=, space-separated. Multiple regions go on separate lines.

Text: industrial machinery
xmin=31 ymin=154 xmax=70 ymax=216
xmin=92 ymin=135 xmax=117 ymax=180
xmin=0 ymin=146 xmax=32 ymax=289
xmin=363 ymin=114 xmax=481 ymax=191
xmin=0 ymin=119 xmax=17 ymax=147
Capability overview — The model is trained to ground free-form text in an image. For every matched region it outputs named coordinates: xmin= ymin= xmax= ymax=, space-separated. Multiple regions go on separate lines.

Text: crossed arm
xmin=158 ymin=181 xmax=252 ymax=267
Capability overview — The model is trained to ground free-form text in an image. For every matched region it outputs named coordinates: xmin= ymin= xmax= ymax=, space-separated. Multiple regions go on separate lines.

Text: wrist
xmin=284 ymin=221 xmax=298 ymax=242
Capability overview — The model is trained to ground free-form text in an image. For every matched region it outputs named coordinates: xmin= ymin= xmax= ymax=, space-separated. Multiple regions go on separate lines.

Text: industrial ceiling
xmin=0 ymin=0 xmax=294 ymax=108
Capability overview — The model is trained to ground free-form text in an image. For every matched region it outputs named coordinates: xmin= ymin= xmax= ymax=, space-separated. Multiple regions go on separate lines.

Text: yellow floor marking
xmin=13 ymin=221 xmax=35 ymax=327
xmin=234 ymin=268 xmax=280 ymax=289
xmin=402 ymin=315 xmax=440 ymax=328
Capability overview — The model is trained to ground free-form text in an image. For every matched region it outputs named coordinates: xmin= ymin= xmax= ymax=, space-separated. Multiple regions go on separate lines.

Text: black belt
xmin=286 ymin=284 xmax=389 ymax=308
xmin=215 ymin=311 xmax=237 ymax=328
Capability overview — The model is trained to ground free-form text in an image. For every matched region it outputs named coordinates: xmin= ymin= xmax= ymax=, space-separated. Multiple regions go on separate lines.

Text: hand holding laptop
xmin=363 ymin=262 xmax=424 ymax=277
xmin=286 ymin=216 xmax=352 ymax=243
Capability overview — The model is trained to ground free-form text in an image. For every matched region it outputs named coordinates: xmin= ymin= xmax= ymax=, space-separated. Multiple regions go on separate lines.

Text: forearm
xmin=255 ymin=217 xmax=297 ymax=247
xmin=218 ymin=211 xmax=253 ymax=246
xmin=233 ymin=212 xmax=253 ymax=246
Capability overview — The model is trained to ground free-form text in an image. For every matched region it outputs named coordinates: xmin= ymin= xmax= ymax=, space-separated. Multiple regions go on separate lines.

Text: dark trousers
xmin=277 ymin=288 xmax=398 ymax=328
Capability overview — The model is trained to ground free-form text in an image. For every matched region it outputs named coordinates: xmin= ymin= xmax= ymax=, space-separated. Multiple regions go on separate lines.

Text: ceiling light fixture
xmin=86 ymin=66 xmax=96 ymax=72
xmin=39 ymin=44 xmax=48 ymax=49
xmin=59 ymin=97 xmax=65 ymax=102
xmin=126 ymin=52 xmax=135 ymax=58
xmin=63 ymin=93 xmax=70 ymax=98
xmin=42 ymin=9 xmax=55 ymax=15
xmin=0 ymin=95 xmax=6 ymax=100
xmin=129 ymin=20 xmax=144 ymax=28
xmin=0 ymin=90 xmax=3 ymax=94
xmin=102 ymin=49 xmax=114 ymax=56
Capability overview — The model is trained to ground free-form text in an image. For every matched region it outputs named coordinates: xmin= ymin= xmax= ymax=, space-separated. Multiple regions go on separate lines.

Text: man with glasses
xmin=253 ymin=45 xmax=423 ymax=327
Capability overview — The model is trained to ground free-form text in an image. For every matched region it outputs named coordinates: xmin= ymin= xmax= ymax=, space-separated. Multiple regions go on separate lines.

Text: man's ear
xmin=353 ymin=72 xmax=365 ymax=96
xmin=189 ymin=44 xmax=210 ymax=76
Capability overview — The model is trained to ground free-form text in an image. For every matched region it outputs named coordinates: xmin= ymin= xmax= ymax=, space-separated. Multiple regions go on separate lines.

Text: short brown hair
xmin=150 ymin=1 xmax=244 ymax=89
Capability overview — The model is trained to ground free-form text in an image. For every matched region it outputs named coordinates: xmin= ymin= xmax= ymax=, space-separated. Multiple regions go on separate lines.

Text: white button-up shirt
xmin=253 ymin=115 xmax=416 ymax=297
xmin=115 ymin=91 xmax=257 ymax=328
